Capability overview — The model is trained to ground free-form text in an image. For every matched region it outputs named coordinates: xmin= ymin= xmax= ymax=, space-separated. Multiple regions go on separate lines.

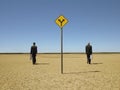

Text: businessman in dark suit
xmin=85 ymin=43 xmax=92 ymax=64
xmin=30 ymin=42 xmax=37 ymax=64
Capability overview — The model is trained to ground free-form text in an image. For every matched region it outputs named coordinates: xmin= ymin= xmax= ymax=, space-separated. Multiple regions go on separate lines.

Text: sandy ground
xmin=0 ymin=54 xmax=120 ymax=90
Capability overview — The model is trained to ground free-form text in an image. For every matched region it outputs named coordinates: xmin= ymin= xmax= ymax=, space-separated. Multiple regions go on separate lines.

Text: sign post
xmin=61 ymin=27 xmax=63 ymax=74
xmin=55 ymin=15 xmax=68 ymax=74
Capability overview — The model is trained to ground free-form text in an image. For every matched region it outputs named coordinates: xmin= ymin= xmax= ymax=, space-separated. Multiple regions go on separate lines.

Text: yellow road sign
xmin=55 ymin=15 xmax=68 ymax=28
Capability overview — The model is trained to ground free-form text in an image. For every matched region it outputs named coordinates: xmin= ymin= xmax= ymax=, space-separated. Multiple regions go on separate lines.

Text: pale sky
xmin=0 ymin=0 xmax=120 ymax=53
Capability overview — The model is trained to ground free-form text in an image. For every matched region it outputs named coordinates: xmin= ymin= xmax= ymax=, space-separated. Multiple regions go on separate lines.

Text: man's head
xmin=88 ymin=42 xmax=90 ymax=45
xmin=33 ymin=42 xmax=36 ymax=46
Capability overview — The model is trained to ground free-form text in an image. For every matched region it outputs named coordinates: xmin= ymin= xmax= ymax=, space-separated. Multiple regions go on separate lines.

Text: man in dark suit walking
xmin=30 ymin=42 xmax=37 ymax=65
xmin=85 ymin=43 xmax=92 ymax=64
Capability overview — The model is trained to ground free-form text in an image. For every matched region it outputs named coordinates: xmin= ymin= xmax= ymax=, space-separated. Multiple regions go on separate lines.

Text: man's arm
xmin=36 ymin=46 xmax=38 ymax=54
xmin=91 ymin=46 xmax=92 ymax=54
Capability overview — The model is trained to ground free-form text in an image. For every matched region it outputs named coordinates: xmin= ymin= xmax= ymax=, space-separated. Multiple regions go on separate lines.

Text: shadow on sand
xmin=35 ymin=63 xmax=49 ymax=65
xmin=92 ymin=63 xmax=103 ymax=65
xmin=63 ymin=71 xmax=100 ymax=74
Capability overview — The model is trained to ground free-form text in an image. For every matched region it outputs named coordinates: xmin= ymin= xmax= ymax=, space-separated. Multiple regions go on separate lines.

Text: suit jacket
xmin=86 ymin=45 xmax=92 ymax=55
xmin=30 ymin=45 xmax=37 ymax=56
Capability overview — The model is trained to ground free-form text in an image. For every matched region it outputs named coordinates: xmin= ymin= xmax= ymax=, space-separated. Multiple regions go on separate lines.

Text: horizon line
xmin=0 ymin=52 xmax=120 ymax=54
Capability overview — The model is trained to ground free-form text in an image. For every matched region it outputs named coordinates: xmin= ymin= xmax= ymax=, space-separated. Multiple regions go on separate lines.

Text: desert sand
xmin=0 ymin=54 xmax=120 ymax=90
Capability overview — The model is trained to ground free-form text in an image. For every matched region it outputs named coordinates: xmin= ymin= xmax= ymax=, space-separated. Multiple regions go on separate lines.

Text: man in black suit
xmin=85 ymin=43 xmax=92 ymax=64
xmin=30 ymin=42 xmax=37 ymax=65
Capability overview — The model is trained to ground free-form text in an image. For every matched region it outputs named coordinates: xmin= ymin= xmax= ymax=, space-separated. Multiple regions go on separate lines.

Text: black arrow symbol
xmin=58 ymin=19 xmax=65 ymax=27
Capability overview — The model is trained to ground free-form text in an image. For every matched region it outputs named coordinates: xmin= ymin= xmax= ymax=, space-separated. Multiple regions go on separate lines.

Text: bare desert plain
xmin=0 ymin=53 xmax=120 ymax=90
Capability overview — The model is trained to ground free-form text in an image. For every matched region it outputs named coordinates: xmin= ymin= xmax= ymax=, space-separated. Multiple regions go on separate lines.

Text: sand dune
xmin=0 ymin=54 xmax=120 ymax=90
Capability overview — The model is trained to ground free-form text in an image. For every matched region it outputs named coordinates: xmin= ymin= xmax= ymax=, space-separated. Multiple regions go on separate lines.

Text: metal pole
xmin=61 ymin=27 xmax=63 ymax=74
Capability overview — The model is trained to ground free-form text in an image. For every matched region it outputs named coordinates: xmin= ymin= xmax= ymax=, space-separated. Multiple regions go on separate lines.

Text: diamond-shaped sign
xmin=55 ymin=15 xmax=68 ymax=28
